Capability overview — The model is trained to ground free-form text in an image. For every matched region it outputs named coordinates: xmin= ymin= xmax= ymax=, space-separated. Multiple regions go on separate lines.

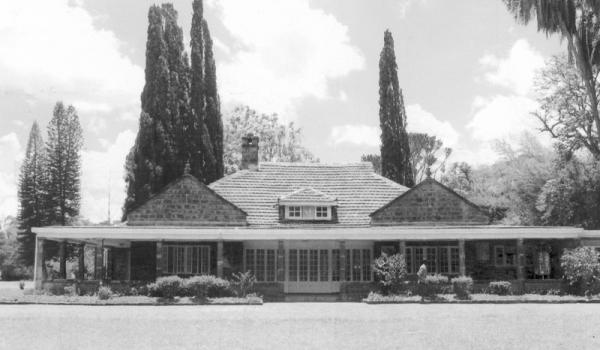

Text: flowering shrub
xmin=488 ymin=281 xmax=512 ymax=295
xmin=451 ymin=276 xmax=473 ymax=300
xmin=183 ymin=275 xmax=233 ymax=299
xmin=560 ymin=247 xmax=600 ymax=295
xmin=147 ymin=276 xmax=184 ymax=299
xmin=97 ymin=286 xmax=113 ymax=300
xmin=372 ymin=253 xmax=407 ymax=295
xmin=417 ymin=274 xmax=449 ymax=298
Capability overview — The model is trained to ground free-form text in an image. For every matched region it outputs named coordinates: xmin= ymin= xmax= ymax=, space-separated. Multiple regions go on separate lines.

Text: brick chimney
xmin=241 ymin=134 xmax=259 ymax=171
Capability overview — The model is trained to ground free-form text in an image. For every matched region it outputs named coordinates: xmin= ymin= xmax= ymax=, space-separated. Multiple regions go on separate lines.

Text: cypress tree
xmin=46 ymin=102 xmax=83 ymax=225
xmin=378 ymin=30 xmax=414 ymax=187
xmin=191 ymin=0 xmax=223 ymax=183
xmin=17 ymin=121 xmax=48 ymax=266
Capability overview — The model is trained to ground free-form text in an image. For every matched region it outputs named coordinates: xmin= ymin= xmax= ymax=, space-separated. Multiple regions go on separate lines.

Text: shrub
xmin=488 ymin=281 xmax=512 ymax=295
xmin=231 ymin=271 xmax=256 ymax=297
xmin=372 ymin=253 xmax=407 ymax=295
xmin=97 ymin=286 xmax=113 ymax=300
xmin=147 ymin=276 xmax=184 ymax=299
xmin=183 ymin=275 xmax=233 ymax=299
xmin=63 ymin=285 xmax=77 ymax=296
xmin=417 ymin=274 xmax=449 ymax=298
xmin=560 ymin=247 xmax=600 ymax=296
xmin=451 ymin=276 xmax=473 ymax=300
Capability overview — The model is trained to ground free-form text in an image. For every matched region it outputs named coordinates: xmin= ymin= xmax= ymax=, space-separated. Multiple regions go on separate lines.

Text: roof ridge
xmin=260 ymin=162 xmax=373 ymax=168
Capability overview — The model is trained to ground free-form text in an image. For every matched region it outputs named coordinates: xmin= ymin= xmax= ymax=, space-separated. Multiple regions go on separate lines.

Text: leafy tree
xmin=504 ymin=0 xmax=600 ymax=159
xmin=560 ymin=246 xmax=600 ymax=295
xmin=0 ymin=216 xmax=29 ymax=280
xmin=534 ymin=55 xmax=600 ymax=156
xmin=408 ymin=133 xmax=452 ymax=183
xmin=361 ymin=154 xmax=381 ymax=174
xmin=46 ymin=102 xmax=83 ymax=226
xmin=223 ymin=106 xmax=316 ymax=174
xmin=378 ymin=30 xmax=414 ymax=187
xmin=17 ymin=122 xmax=48 ymax=266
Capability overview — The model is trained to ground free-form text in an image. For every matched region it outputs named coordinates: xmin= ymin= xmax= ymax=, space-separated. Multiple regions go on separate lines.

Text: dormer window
xmin=279 ymin=187 xmax=338 ymax=223
xmin=285 ymin=205 xmax=331 ymax=220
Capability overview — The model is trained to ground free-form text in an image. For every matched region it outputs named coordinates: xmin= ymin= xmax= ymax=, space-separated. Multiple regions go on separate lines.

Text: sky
xmin=0 ymin=0 xmax=565 ymax=222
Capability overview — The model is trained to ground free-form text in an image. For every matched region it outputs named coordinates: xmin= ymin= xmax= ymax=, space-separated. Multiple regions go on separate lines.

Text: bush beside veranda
xmin=147 ymin=276 xmax=184 ymax=299
xmin=418 ymin=274 xmax=449 ymax=298
xmin=372 ymin=253 xmax=408 ymax=295
xmin=147 ymin=275 xmax=234 ymax=299
xmin=451 ymin=276 xmax=473 ymax=300
xmin=487 ymin=281 xmax=512 ymax=295
xmin=560 ymin=247 xmax=600 ymax=296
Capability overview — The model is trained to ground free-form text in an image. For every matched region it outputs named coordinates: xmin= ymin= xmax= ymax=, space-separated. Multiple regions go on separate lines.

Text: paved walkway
xmin=1 ymin=303 xmax=599 ymax=349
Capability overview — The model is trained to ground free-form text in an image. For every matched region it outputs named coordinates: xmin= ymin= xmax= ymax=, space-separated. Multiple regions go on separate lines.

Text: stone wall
xmin=371 ymin=178 xmax=489 ymax=225
xmin=127 ymin=175 xmax=247 ymax=226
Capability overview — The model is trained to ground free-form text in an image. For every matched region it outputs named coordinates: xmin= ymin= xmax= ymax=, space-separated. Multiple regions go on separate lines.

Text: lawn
xmin=0 ymin=303 xmax=599 ymax=349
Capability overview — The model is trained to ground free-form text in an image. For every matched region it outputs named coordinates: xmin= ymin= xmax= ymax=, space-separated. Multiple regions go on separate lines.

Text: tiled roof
xmin=278 ymin=187 xmax=337 ymax=205
xmin=209 ymin=162 xmax=408 ymax=225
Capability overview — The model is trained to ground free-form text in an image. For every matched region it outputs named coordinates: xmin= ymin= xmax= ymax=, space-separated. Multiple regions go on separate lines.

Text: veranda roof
xmin=33 ymin=225 xmax=587 ymax=242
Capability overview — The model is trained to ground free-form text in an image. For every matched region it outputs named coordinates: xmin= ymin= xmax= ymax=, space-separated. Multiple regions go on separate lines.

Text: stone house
xmin=32 ymin=135 xmax=600 ymax=300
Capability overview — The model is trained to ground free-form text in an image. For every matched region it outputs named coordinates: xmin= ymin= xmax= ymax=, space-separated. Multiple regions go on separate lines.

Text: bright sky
xmin=0 ymin=0 xmax=565 ymax=222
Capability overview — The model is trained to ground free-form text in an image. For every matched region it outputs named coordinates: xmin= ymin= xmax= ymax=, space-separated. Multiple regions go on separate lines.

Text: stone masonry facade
xmin=127 ymin=175 xmax=247 ymax=226
xmin=370 ymin=178 xmax=489 ymax=225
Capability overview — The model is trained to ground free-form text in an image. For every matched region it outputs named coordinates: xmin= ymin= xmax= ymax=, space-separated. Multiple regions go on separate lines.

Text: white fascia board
xmin=32 ymin=226 xmax=584 ymax=241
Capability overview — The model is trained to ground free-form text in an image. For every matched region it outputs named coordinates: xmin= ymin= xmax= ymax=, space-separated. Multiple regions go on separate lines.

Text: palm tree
xmin=503 ymin=0 xmax=600 ymax=158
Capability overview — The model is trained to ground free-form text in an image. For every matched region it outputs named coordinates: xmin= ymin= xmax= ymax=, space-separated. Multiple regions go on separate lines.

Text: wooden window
xmin=362 ymin=249 xmax=371 ymax=281
xmin=299 ymin=250 xmax=308 ymax=281
xmin=246 ymin=249 xmax=255 ymax=275
xmin=426 ymin=247 xmax=437 ymax=273
xmin=289 ymin=249 xmax=298 ymax=282
xmin=345 ymin=249 xmax=351 ymax=281
xmin=332 ymin=249 xmax=340 ymax=281
xmin=309 ymin=250 xmax=318 ymax=281
xmin=405 ymin=247 xmax=414 ymax=274
xmin=164 ymin=245 xmax=210 ymax=275
xmin=494 ymin=245 xmax=516 ymax=267
xmin=320 ymin=250 xmax=329 ymax=282
xmin=450 ymin=247 xmax=460 ymax=273
xmin=256 ymin=250 xmax=265 ymax=281
xmin=414 ymin=247 xmax=424 ymax=272
xmin=495 ymin=245 xmax=505 ymax=266
xmin=352 ymin=249 xmax=361 ymax=281
xmin=316 ymin=206 xmax=330 ymax=219
xmin=440 ymin=247 xmax=449 ymax=274
xmin=287 ymin=206 xmax=301 ymax=218
xmin=266 ymin=250 xmax=276 ymax=282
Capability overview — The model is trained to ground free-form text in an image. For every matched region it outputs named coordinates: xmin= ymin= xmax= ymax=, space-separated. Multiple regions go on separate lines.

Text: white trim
xmin=32 ymin=226 xmax=585 ymax=241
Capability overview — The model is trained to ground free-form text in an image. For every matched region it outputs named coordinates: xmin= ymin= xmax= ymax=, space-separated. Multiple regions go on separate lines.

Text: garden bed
xmin=0 ymin=290 xmax=263 ymax=305
xmin=363 ymin=292 xmax=600 ymax=304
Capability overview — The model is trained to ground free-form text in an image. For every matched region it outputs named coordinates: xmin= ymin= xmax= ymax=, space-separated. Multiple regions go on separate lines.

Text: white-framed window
xmin=287 ymin=206 xmax=301 ymax=218
xmin=405 ymin=246 xmax=460 ymax=274
xmin=164 ymin=245 xmax=210 ymax=275
xmin=285 ymin=205 xmax=332 ymax=220
xmin=245 ymin=248 xmax=277 ymax=282
xmin=494 ymin=245 xmax=516 ymax=267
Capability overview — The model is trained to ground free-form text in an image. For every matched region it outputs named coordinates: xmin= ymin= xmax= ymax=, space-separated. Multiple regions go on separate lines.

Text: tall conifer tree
xmin=378 ymin=30 xmax=414 ymax=187
xmin=17 ymin=121 xmax=48 ymax=266
xmin=46 ymin=102 xmax=83 ymax=225
xmin=191 ymin=0 xmax=223 ymax=183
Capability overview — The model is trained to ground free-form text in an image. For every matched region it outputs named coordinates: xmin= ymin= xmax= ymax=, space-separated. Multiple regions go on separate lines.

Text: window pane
xmin=405 ymin=247 xmax=413 ymax=274
xmin=440 ymin=247 xmax=449 ymax=274
xmin=246 ymin=249 xmax=255 ymax=275
xmin=201 ymin=246 xmax=210 ymax=274
xmin=191 ymin=247 xmax=199 ymax=274
xmin=362 ymin=249 xmax=371 ymax=281
xmin=450 ymin=247 xmax=459 ymax=273
xmin=332 ymin=249 xmax=340 ymax=281
xmin=320 ymin=250 xmax=328 ymax=281
xmin=176 ymin=247 xmax=185 ymax=274
xmin=299 ymin=250 xmax=308 ymax=281
xmin=167 ymin=247 xmax=175 ymax=274
xmin=289 ymin=249 xmax=298 ymax=282
xmin=345 ymin=249 xmax=351 ymax=281
xmin=256 ymin=249 xmax=265 ymax=282
xmin=309 ymin=250 xmax=318 ymax=281
xmin=415 ymin=247 xmax=424 ymax=272
xmin=352 ymin=249 xmax=361 ymax=281
xmin=426 ymin=247 xmax=437 ymax=273
xmin=185 ymin=247 xmax=193 ymax=274
xmin=505 ymin=246 xmax=516 ymax=266
xmin=495 ymin=246 xmax=504 ymax=266
xmin=266 ymin=250 xmax=275 ymax=282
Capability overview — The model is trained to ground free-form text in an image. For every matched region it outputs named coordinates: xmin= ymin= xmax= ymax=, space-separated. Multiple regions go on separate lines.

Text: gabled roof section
xmin=209 ymin=162 xmax=408 ymax=225
xmin=370 ymin=177 xmax=490 ymax=225
xmin=278 ymin=187 xmax=338 ymax=206
xmin=127 ymin=174 xmax=247 ymax=226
